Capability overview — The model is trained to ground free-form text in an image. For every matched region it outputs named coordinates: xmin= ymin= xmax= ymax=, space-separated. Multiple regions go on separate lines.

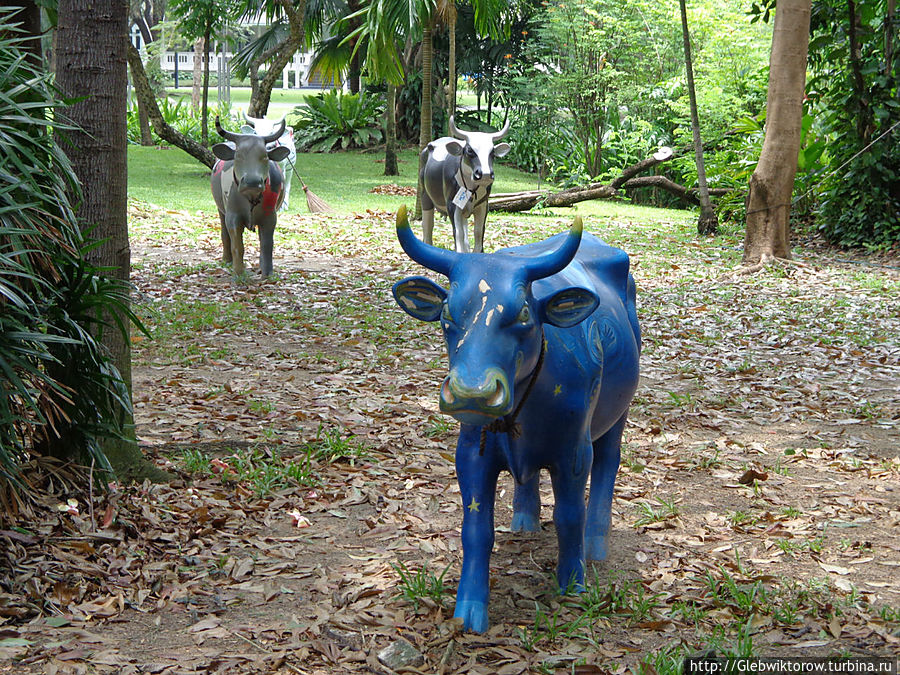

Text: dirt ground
xmin=1 ymin=207 xmax=898 ymax=674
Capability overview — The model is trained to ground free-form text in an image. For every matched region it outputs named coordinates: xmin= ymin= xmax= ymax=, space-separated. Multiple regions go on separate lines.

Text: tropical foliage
xmin=289 ymin=89 xmax=384 ymax=152
xmin=807 ymin=0 xmax=900 ymax=247
xmin=0 ymin=19 xmax=143 ymax=487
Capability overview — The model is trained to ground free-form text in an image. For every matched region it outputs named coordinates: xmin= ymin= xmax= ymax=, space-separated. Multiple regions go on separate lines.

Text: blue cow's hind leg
xmin=511 ymin=474 xmax=541 ymax=532
xmin=585 ymin=414 xmax=626 ymax=561
xmin=550 ymin=442 xmax=591 ymax=593
xmin=454 ymin=428 xmax=501 ymax=632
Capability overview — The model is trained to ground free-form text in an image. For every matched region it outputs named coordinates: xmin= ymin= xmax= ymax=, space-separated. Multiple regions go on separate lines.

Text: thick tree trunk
xmin=192 ymin=37 xmax=204 ymax=110
xmin=743 ymin=0 xmax=811 ymax=265
xmin=384 ymin=84 xmax=399 ymax=176
xmin=56 ymin=0 xmax=168 ymax=482
xmin=415 ymin=21 xmax=434 ymax=220
xmin=127 ymin=44 xmax=216 ymax=166
xmin=248 ymin=0 xmax=306 ymax=117
xmin=679 ymin=0 xmax=718 ymax=236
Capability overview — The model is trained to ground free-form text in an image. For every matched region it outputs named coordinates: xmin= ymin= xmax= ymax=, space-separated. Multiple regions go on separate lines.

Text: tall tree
xmin=679 ymin=0 xmax=718 ymax=236
xmin=167 ymin=0 xmax=237 ymax=144
xmin=247 ymin=0 xmax=306 ymax=117
xmin=743 ymin=0 xmax=811 ymax=265
xmin=384 ymin=82 xmax=399 ymax=175
xmin=55 ymin=0 xmax=168 ymax=480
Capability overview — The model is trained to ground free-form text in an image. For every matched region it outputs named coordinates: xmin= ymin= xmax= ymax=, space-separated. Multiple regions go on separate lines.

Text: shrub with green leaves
xmin=289 ymin=89 xmax=384 ymax=152
xmin=1 ymin=17 xmax=142 ymax=487
xmin=127 ymin=94 xmax=238 ymax=146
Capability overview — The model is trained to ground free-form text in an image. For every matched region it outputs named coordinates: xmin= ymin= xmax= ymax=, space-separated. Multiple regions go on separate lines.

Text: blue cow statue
xmin=392 ymin=206 xmax=641 ymax=632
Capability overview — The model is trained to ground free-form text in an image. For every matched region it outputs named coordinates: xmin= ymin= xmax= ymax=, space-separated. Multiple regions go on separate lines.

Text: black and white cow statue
xmin=241 ymin=111 xmax=297 ymax=212
xmin=420 ymin=116 xmax=511 ymax=254
xmin=210 ymin=116 xmax=289 ymax=278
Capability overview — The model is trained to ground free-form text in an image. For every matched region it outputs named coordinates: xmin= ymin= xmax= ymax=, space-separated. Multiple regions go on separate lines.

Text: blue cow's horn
xmin=523 ymin=216 xmax=584 ymax=281
xmin=396 ymin=205 xmax=456 ymax=277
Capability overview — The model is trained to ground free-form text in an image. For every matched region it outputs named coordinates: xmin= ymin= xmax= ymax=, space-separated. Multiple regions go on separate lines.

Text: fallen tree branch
xmin=126 ymin=44 xmax=216 ymax=168
xmin=489 ymin=147 xmax=741 ymax=212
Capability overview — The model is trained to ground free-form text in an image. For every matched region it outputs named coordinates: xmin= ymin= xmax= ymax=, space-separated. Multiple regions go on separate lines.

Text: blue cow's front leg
xmin=585 ymin=414 xmax=626 ymax=561
xmin=511 ymin=474 xmax=541 ymax=532
xmin=551 ymin=440 xmax=591 ymax=593
xmin=454 ymin=427 xmax=501 ymax=632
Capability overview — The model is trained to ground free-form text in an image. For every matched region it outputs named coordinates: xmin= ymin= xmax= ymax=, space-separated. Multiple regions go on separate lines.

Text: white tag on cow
xmin=452 ymin=187 xmax=472 ymax=209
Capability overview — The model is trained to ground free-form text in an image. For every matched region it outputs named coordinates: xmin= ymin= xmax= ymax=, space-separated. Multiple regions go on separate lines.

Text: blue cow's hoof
xmin=585 ymin=536 xmax=609 ymax=561
xmin=510 ymin=512 xmax=541 ymax=532
xmin=454 ymin=600 xmax=489 ymax=633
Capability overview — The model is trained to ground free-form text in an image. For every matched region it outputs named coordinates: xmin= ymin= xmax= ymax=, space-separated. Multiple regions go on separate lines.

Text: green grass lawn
xmin=127 ymin=144 xmax=551 ymax=216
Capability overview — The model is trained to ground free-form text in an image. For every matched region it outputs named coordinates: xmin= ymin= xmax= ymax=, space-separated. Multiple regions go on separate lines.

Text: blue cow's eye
xmin=517 ymin=304 xmax=531 ymax=324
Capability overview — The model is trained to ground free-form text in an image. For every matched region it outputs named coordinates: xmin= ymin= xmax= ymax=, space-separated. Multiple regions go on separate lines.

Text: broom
xmin=285 ymin=155 xmax=331 ymax=213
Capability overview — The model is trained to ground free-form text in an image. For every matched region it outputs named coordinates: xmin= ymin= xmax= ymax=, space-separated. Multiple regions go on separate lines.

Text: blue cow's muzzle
xmin=440 ymin=368 xmax=512 ymax=425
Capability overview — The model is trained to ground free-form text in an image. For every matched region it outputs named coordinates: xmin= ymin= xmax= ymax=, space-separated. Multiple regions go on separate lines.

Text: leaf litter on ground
xmin=0 ymin=201 xmax=898 ymax=673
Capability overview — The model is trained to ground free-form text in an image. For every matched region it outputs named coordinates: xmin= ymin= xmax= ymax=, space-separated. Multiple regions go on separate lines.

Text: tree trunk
xmin=192 ymin=37 xmax=204 ymax=110
xmin=248 ymin=0 xmax=306 ymax=117
xmin=847 ymin=0 xmax=875 ymax=141
xmin=415 ymin=20 xmax=434 ymax=220
xmin=384 ymin=83 xmax=399 ymax=176
xmin=56 ymin=0 xmax=168 ymax=482
xmin=127 ymin=44 xmax=217 ymax=166
xmin=743 ymin=0 xmax=811 ymax=265
xmin=447 ymin=2 xmax=457 ymax=129
xmin=679 ymin=0 xmax=718 ymax=236
xmin=138 ymin=96 xmax=153 ymax=145
xmin=202 ymin=27 xmax=211 ymax=146
xmin=8 ymin=1 xmax=42 ymax=66
xmin=887 ymin=0 xmax=895 ymax=78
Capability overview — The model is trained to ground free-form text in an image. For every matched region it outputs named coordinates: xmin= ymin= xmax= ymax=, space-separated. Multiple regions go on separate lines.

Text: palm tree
xmin=678 ymin=0 xmax=718 ymax=235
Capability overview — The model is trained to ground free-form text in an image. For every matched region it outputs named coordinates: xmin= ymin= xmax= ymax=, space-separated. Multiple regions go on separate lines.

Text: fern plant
xmin=290 ymin=89 xmax=384 ymax=152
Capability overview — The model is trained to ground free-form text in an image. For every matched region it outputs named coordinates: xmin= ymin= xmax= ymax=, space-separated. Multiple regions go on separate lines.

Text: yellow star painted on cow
xmin=467 ymin=497 xmax=481 ymax=513
xmin=553 ymin=384 xmax=563 ymax=396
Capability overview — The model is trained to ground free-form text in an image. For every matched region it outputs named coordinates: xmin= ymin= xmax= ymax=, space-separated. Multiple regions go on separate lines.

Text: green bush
xmin=289 ymin=89 xmax=384 ymax=152
xmin=127 ymin=94 xmax=239 ymax=146
xmin=0 ymin=18 xmax=142 ymax=486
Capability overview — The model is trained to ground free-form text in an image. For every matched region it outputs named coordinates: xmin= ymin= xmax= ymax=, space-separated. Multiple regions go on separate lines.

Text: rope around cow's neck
xmin=479 ymin=332 xmax=547 ymax=456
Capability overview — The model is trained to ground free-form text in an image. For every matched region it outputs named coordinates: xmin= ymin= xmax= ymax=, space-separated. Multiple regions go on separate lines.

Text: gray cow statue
xmin=211 ymin=116 xmax=290 ymax=277
xmin=420 ymin=116 xmax=511 ymax=254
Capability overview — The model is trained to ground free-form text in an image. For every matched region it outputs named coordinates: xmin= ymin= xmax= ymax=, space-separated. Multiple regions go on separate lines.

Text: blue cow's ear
xmin=212 ymin=143 xmax=236 ymax=161
xmin=268 ymin=146 xmax=291 ymax=162
xmin=393 ymin=276 xmax=447 ymax=322
xmin=541 ymin=287 xmax=599 ymax=328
